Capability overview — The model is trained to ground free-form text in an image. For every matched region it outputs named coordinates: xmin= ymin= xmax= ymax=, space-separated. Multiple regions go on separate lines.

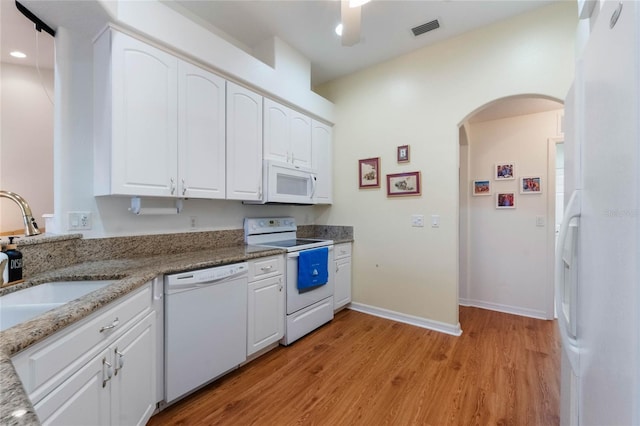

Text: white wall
xmin=463 ymin=109 xmax=562 ymax=319
xmin=0 ymin=63 xmax=54 ymax=233
xmin=315 ymin=2 xmax=576 ymax=329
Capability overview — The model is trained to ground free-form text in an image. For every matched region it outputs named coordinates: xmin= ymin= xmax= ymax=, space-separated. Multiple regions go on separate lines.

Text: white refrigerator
xmin=557 ymin=1 xmax=640 ymax=425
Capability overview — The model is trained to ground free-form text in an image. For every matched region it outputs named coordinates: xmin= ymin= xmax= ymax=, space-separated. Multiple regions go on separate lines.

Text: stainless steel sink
xmin=0 ymin=280 xmax=115 ymax=331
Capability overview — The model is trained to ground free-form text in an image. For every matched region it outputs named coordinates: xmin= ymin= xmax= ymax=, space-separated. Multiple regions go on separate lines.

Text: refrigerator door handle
xmin=555 ymin=189 xmax=582 ymax=345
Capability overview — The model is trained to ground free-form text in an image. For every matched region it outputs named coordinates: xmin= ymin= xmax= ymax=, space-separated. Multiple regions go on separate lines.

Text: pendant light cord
xmin=35 ymin=29 xmax=54 ymax=106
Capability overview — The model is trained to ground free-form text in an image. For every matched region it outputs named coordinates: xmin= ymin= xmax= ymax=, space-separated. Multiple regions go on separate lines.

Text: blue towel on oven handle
xmin=297 ymin=247 xmax=329 ymax=290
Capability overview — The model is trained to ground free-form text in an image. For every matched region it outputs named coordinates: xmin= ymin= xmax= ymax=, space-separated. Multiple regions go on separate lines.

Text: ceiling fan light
xmin=349 ymin=0 xmax=370 ymax=7
xmin=335 ymin=23 xmax=343 ymax=36
xmin=10 ymin=51 xmax=27 ymax=59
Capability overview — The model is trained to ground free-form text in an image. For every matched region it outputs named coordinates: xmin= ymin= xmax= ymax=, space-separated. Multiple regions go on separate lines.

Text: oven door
xmin=286 ymin=247 xmax=334 ymax=314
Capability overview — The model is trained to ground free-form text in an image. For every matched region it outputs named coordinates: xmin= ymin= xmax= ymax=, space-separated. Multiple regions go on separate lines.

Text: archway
xmin=458 ymin=95 xmax=564 ymax=319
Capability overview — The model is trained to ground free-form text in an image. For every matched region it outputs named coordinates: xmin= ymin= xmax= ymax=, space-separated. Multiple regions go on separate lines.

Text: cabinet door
xmin=111 ymin=312 xmax=157 ymax=426
xmin=34 ymin=349 xmax=110 ymax=426
xmin=263 ymin=98 xmax=289 ymax=163
xmin=226 ymin=82 xmax=263 ymax=201
xmin=290 ymin=111 xmax=312 ymax=168
xmin=178 ymin=61 xmax=226 ymax=199
xmin=247 ymin=275 xmax=284 ymax=356
xmin=312 ymin=120 xmax=333 ymax=204
xmin=334 ymin=256 xmax=352 ymax=310
xmin=111 ymin=32 xmax=178 ymax=197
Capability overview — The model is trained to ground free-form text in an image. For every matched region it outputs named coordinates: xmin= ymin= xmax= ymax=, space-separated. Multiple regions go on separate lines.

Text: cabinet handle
xmin=170 ymin=178 xmax=176 ymax=195
xmin=114 ymin=348 xmax=125 ymax=375
xmin=103 ymin=358 xmax=113 ymax=388
xmin=260 ymin=265 xmax=273 ymax=272
xmin=182 ymin=179 xmax=187 ymax=196
xmin=279 ymin=277 xmax=283 ymax=292
xmin=99 ymin=317 xmax=119 ymax=333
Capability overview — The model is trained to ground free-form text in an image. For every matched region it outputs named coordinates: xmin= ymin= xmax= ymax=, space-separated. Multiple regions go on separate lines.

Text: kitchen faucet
xmin=0 ymin=190 xmax=41 ymax=236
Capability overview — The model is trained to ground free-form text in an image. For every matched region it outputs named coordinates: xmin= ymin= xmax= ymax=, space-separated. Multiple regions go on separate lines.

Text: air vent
xmin=411 ymin=19 xmax=440 ymax=37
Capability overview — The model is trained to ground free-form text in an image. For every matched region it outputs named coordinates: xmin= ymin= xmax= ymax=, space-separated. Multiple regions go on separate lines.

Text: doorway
xmin=458 ymin=96 xmax=563 ymax=319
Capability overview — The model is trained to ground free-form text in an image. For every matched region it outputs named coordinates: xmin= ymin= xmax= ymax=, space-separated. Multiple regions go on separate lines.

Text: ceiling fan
xmin=339 ymin=0 xmax=371 ymax=46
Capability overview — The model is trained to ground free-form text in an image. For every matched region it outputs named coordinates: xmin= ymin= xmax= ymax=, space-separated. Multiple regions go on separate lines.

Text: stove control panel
xmin=245 ymin=217 xmax=296 ymax=236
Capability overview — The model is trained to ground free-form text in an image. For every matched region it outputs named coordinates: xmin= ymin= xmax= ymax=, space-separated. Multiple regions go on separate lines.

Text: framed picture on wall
xmin=359 ymin=157 xmax=380 ymax=188
xmin=472 ymin=179 xmax=491 ymax=196
xmin=494 ymin=162 xmax=515 ymax=180
xmin=397 ymin=145 xmax=410 ymax=163
xmin=387 ymin=171 xmax=421 ymax=197
xmin=520 ymin=176 xmax=542 ymax=194
xmin=496 ymin=192 xmax=516 ymax=209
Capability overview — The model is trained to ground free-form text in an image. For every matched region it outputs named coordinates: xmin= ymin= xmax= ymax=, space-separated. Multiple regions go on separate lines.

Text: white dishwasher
xmin=164 ymin=262 xmax=248 ymax=403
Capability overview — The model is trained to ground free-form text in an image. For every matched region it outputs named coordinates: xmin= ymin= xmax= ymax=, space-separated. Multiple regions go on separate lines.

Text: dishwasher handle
xmin=165 ymin=263 xmax=248 ymax=292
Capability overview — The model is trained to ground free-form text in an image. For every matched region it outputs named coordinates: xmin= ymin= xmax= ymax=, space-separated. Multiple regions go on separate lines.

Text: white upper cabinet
xmin=263 ymin=98 xmax=312 ymax=169
xmin=226 ymin=82 xmax=263 ymax=201
xmin=312 ymin=120 xmax=333 ymax=204
xmin=94 ymin=30 xmax=227 ymax=199
xmin=95 ymin=29 xmax=178 ymax=197
xmin=94 ymin=29 xmax=330 ymax=204
xmin=178 ymin=62 xmax=226 ymax=199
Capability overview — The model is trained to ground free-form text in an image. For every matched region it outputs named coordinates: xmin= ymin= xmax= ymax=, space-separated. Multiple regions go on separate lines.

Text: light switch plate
xmin=431 ymin=215 xmax=440 ymax=228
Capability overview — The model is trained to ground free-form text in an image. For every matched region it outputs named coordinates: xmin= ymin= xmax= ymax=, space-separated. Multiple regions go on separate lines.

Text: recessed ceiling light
xmin=335 ymin=23 xmax=343 ymax=36
xmin=10 ymin=51 xmax=27 ymax=59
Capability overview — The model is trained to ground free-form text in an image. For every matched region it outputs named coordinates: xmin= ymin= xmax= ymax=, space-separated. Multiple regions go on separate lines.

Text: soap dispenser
xmin=0 ymin=248 xmax=8 ymax=285
xmin=5 ymin=237 xmax=23 ymax=283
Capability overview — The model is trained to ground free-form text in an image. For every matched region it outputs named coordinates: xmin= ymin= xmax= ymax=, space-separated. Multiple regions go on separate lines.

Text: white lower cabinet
xmin=334 ymin=243 xmax=352 ymax=310
xmin=12 ymin=282 xmax=158 ymax=426
xmin=247 ymin=255 xmax=285 ymax=356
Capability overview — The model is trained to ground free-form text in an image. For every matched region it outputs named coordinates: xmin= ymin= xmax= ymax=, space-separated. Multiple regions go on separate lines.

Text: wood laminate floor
xmin=148 ymin=307 xmax=560 ymax=426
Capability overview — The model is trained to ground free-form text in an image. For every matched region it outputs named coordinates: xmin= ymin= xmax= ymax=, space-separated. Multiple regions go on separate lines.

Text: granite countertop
xmin=0 ymin=244 xmax=285 ymax=426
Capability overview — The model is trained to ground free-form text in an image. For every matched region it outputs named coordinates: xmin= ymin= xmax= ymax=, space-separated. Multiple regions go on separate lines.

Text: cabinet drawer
xmin=13 ymin=284 xmax=152 ymax=403
xmin=334 ymin=243 xmax=352 ymax=259
xmin=248 ymin=255 xmax=284 ymax=282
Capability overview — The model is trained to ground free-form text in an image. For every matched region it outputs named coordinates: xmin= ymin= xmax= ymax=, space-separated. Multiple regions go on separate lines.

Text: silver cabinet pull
xmin=182 ymin=179 xmax=187 ymax=196
xmin=103 ymin=357 xmax=113 ymax=388
xmin=99 ymin=317 xmax=119 ymax=333
xmin=260 ymin=265 xmax=273 ymax=272
xmin=170 ymin=177 xmax=176 ymax=195
xmin=114 ymin=348 xmax=125 ymax=375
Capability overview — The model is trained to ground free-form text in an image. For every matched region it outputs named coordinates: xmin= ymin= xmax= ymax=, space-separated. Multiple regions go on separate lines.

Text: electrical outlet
xmin=190 ymin=216 xmax=198 ymax=229
xmin=68 ymin=212 xmax=92 ymax=230
xmin=411 ymin=214 xmax=424 ymax=227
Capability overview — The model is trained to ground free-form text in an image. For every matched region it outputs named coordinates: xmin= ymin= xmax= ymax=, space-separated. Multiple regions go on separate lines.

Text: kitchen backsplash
xmin=3 ymin=225 xmax=353 ymax=279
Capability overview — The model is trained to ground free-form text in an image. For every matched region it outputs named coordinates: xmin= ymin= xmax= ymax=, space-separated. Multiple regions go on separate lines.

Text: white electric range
xmin=244 ymin=217 xmax=334 ymax=345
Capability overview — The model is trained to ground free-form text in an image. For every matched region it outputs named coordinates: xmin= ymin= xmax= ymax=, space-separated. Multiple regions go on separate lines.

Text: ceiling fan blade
xmin=341 ymin=0 xmax=361 ymax=47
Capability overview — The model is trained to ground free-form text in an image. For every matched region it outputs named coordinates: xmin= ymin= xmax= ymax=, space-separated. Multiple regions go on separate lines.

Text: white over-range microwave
xmin=249 ymin=160 xmax=317 ymax=204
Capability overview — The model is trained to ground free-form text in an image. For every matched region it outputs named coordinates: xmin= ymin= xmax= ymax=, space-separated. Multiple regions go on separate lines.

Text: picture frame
xmin=496 ymin=192 xmax=516 ymax=209
xmin=359 ymin=157 xmax=380 ymax=188
xmin=472 ymin=179 xmax=491 ymax=196
xmin=520 ymin=176 xmax=542 ymax=194
xmin=494 ymin=162 xmax=515 ymax=180
xmin=387 ymin=171 xmax=421 ymax=197
xmin=397 ymin=145 xmax=410 ymax=163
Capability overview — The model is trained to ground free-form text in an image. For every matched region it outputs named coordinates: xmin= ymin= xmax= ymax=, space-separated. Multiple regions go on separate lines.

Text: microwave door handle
xmin=310 ymin=174 xmax=317 ymax=199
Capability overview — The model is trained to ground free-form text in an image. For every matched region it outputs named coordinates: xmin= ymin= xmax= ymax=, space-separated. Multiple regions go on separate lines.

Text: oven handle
xmin=287 ymin=246 xmax=333 ymax=259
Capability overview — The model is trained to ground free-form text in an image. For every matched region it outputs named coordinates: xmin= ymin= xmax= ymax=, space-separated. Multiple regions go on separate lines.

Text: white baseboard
xmin=459 ymin=298 xmax=549 ymax=320
xmin=348 ymin=302 xmax=462 ymax=336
